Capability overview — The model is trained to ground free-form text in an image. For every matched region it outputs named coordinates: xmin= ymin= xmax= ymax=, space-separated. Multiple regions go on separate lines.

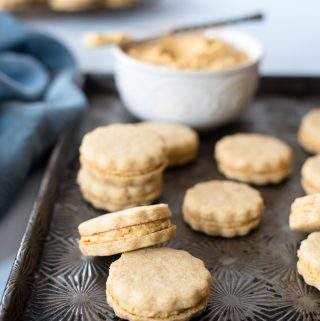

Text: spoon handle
xmin=170 ymin=13 xmax=264 ymax=34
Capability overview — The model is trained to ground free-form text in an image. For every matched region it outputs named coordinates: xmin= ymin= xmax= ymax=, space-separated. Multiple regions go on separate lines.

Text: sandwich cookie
xmin=297 ymin=232 xmax=320 ymax=291
xmin=138 ymin=122 xmax=199 ymax=167
xmin=0 ymin=0 xmax=32 ymax=10
xmin=215 ymin=133 xmax=293 ymax=185
xmin=183 ymin=180 xmax=264 ymax=237
xmin=301 ymin=155 xmax=320 ymax=194
xmin=298 ymin=109 xmax=320 ymax=154
xmin=289 ymin=194 xmax=320 ymax=232
xmin=77 ymin=167 xmax=162 ymax=212
xmin=78 ymin=124 xmax=167 ymax=211
xmin=107 ymin=247 xmax=212 ymax=321
xmin=78 ymin=204 xmax=176 ymax=256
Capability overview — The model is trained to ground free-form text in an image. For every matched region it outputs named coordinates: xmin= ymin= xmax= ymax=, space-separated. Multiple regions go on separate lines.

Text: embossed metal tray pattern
xmin=1 ymin=77 xmax=320 ymax=321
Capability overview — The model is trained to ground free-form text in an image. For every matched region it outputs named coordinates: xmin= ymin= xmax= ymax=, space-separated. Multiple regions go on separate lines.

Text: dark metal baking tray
xmin=1 ymin=76 xmax=320 ymax=321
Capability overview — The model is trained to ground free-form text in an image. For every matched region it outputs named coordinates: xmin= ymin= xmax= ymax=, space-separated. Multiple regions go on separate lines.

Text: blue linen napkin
xmin=0 ymin=13 xmax=87 ymax=215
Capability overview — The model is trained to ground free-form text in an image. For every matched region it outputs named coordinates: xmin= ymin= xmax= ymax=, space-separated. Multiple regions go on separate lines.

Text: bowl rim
xmin=113 ymin=27 xmax=264 ymax=77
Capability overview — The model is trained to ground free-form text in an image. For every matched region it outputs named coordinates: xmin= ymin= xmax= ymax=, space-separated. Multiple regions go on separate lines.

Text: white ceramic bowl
xmin=113 ymin=28 xmax=263 ymax=129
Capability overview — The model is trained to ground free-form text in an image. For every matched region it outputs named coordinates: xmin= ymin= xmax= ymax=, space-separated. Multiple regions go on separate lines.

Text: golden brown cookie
xmin=80 ymin=124 xmax=167 ymax=177
xmin=138 ymin=122 xmax=199 ymax=167
xmin=298 ymin=109 xmax=320 ymax=154
xmin=215 ymin=133 xmax=293 ymax=185
xmin=301 ymin=155 xmax=320 ymax=194
xmin=297 ymin=232 xmax=320 ymax=291
xmin=183 ymin=180 xmax=264 ymax=237
xmin=48 ymin=0 xmax=98 ymax=10
xmin=80 ymin=186 xmax=161 ymax=212
xmin=77 ymin=167 xmax=162 ymax=203
xmin=78 ymin=204 xmax=176 ymax=256
xmin=106 ymin=247 xmax=212 ymax=321
xmin=289 ymin=194 xmax=320 ymax=232
xmin=78 ymin=124 xmax=167 ymax=211
xmin=0 ymin=0 xmax=31 ymax=10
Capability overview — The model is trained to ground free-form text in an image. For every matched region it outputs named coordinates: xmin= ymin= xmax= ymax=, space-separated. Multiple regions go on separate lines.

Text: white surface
xmin=114 ymin=28 xmax=262 ymax=129
xmin=19 ymin=0 xmax=320 ymax=75
xmin=1 ymin=0 xmax=320 ymax=299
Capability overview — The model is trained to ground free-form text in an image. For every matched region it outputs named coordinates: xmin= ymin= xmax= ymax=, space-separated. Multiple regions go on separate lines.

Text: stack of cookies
xmin=78 ymin=124 xmax=167 ymax=211
xmin=78 ymin=204 xmax=212 ymax=321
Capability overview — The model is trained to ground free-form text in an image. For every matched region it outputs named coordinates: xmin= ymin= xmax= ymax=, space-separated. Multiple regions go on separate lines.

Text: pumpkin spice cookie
xmin=106 ymin=247 xmax=212 ymax=321
xmin=298 ymin=109 xmax=320 ymax=154
xmin=297 ymin=232 xmax=320 ymax=291
xmin=78 ymin=204 xmax=176 ymax=256
xmin=289 ymin=194 xmax=320 ymax=232
xmin=78 ymin=124 xmax=167 ymax=211
xmin=301 ymin=155 xmax=320 ymax=194
xmin=215 ymin=133 xmax=293 ymax=185
xmin=138 ymin=122 xmax=199 ymax=167
xmin=80 ymin=124 xmax=167 ymax=177
xmin=48 ymin=0 xmax=98 ymax=10
xmin=183 ymin=180 xmax=264 ymax=237
xmin=0 ymin=0 xmax=32 ymax=10
xmin=77 ymin=167 xmax=162 ymax=211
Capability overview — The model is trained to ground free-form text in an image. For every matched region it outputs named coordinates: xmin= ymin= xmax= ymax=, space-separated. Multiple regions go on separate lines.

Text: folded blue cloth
xmin=0 ymin=13 xmax=87 ymax=214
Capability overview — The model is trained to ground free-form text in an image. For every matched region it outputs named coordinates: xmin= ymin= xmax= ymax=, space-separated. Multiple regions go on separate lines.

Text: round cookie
xmin=106 ymin=247 xmax=212 ymax=321
xmin=298 ymin=109 xmax=320 ymax=154
xmin=80 ymin=124 xmax=167 ymax=177
xmin=138 ymin=122 xmax=199 ymax=167
xmin=77 ymin=167 xmax=162 ymax=203
xmin=80 ymin=187 xmax=161 ymax=212
xmin=183 ymin=180 xmax=264 ymax=237
xmin=297 ymin=232 xmax=320 ymax=291
xmin=80 ymin=161 xmax=165 ymax=187
xmin=215 ymin=133 xmax=293 ymax=185
xmin=289 ymin=194 xmax=320 ymax=232
xmin=301 ymin=155 xmax=320 ymax=194
xmin=48 ymin=0 xmax=98 ymax=11
xmin=78 ymin=204 xmax=176 ymax=256
xmin=0 ymin=0 xmax=31 ymax=10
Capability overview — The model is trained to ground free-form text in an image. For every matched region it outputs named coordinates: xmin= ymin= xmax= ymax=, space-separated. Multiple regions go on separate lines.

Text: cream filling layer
xmin=81 ymin=219 xmax=171 ymax=245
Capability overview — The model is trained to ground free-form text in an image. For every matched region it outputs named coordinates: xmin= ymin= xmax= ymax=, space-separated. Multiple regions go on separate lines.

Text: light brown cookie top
xmin=298 ymin=109 xmax=320 ymax=153
xmin=137 ymin=122 xmax=199 ymax=166
xmin=302 ymin=155 xmax=320 ymax=191
xmin=215 ymin=133 xmax=292 ymax=172
xmin=78 ymin=204 xmax=171 ymax=236
xmin=107 ymin=248 xmax=212 ymax=315
xmin=298 ymin=232 xmax=320 ymax=270
xmin=183 ymin=180 xmax=264 ymax=223
xmin=300 ymin=109 xmax=320 ymax=131
xmin=289 ymin=194 xmax=320 ymax=232
xmin=79 ymin=124 xmax=167 ymax=176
